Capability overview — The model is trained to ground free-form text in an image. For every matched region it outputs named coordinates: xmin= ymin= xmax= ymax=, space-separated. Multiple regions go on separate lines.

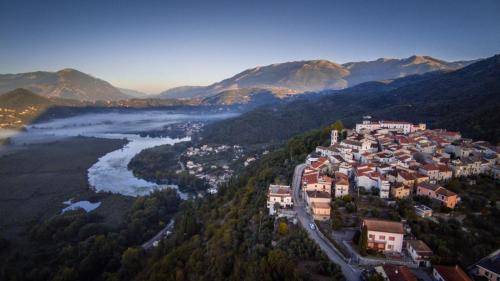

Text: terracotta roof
xmin=406 ymin=240 xmax=433 ymax=254
xmin=319 ymin=175 xmax=333 ymax=184
xmin=422 ymin=164 xmax=440 ymax=171
xmin=434 ymin=265 xmax=472 ymax=281
xmin=268 ymin=185 xmax=292 ymax=196
xmin=306 ymin=190 xmax=331 ymax=199
xmin=311 ymin=202 xmax=331 ymax=209
xmin=363 ymin=218 xmax=404 ymax=234
xmin=435 ymin=187 xmax=457 ymax=197
xmin=392 ymin=182 xmax=410 ymax=190
xmin=311 ymin=157 xmax=329 ymax=169
xmin=302 ymin=173 xmax=319 ymax=184
xmin=438 ymin=166 xmax=451 ymax=172
xmin=399 ymin=171 xmax=417 ymax=181
xmin=382 ymin=265 xmax=417 ymax=281
xmin=343 ymin=139 xmax=363 ymax=146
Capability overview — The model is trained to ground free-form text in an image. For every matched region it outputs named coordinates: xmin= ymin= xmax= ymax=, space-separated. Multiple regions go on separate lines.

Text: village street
xmin=292 ymin=164 xmax=362 ymax=281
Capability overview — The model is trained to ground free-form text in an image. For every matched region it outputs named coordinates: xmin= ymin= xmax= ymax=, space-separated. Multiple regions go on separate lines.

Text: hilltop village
xmin=267 ymin=118 xmax=500 ymax=281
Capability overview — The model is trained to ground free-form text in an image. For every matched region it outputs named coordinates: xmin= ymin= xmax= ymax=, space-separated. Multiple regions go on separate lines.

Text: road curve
xmin=292 ymin=164 xmax=361 ymax=281
xmin=141 ymin=219 xmax=175 ymax=250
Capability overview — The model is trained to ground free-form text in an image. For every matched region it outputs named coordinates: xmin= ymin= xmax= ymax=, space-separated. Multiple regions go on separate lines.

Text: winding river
xmin=8 ymin=110 xmax=238 ymax=197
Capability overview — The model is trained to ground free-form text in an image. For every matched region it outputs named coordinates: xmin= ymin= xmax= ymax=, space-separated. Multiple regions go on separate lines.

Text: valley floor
xmin=0 ymin=136 xmax=133 ymax=244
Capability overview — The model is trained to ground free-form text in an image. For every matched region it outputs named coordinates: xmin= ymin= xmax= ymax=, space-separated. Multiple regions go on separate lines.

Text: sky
xmin=1 ymin=0 xmax=499 ymax=93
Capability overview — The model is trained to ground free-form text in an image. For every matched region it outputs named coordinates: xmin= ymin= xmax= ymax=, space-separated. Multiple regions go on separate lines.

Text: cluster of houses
xmin=306 ymin=118 xmax=499 ymax=219
xmin=0 ymin=107 xmax=29 ymax=128
xmin=267 ymin=118 xmax=499 ymax=221
xmin=181 ymin=144 xmax=245 ymax=192
xmin=366 ymin=218 xmax=499 ymax=281
xmin=265 ymin=118 xmax=499 ymax=281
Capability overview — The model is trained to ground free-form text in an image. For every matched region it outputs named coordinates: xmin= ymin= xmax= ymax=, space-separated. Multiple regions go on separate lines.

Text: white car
xmin=309 ymin=223 xmax=315 ymax=230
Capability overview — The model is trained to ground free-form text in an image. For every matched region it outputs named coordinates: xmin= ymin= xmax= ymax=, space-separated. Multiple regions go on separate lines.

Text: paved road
xmin=292 ymin=164 xmax=362 ymax=281
xmin=141 ymin=219 xmax=175 ymax=250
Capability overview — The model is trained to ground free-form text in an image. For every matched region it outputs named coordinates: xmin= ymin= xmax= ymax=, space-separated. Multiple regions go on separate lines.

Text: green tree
xmin=332 ymin=120 xmax=344 ymax=132
xmin=121 ymin=247 xmax=144 ymax=277
xmin=278 ymin=222 xmax=289 ymax=235
xmin=359 ymin=226 xmax=368 ymax=256
xmin=52 ymin=267 xmax=78 ymax=281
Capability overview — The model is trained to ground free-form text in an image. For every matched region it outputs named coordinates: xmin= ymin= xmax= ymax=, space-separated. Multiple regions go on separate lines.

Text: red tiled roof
xmin=382 ymin=265 xmax=417 ymax=281
xmin=363 ymin=218 xmax=404 ymax=234
xmin=434 ymin=265 xmax=472 ymax=281
xmin=406 ymin=240 xmax=433 ymax=255
xmin=435 ymin=187 xmax=457 ymax=197
xmin=303 ymin=173 xmax=318 ymax=184
xmin=306 ymin=190 xmax=331 ymax=199
xmin=422 ymin=164 xmax=440 ymax=171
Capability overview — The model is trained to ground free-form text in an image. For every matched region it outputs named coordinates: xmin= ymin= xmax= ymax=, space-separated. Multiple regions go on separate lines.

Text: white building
xmin=406 ymin=240 xmax=433 ymax=267
xmin=334 ymin=172 xmax=349 ymax=198
xmin=267 ymin=184 xmax=293 ymax=215
xmin=355 ymin=120 xmax=425 ymax=134
xmin=362 ymin=218 xmax=404 ymax=253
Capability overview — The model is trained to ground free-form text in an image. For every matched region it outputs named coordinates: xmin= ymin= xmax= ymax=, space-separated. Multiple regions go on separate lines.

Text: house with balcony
xmin=267 ymin=184 xmax=293 ymax=215
xmin=334 ymin=172 xmax=349 ymax=198
xmin=416 ymin=182 xmax=459 ymax=209
xmin=362 ymin=218 xmax=404 ymax=253
xmin=390 ymin=183 xmax=411 ymax=199
xmin=406 ymin=239 xmax=433 ymax=267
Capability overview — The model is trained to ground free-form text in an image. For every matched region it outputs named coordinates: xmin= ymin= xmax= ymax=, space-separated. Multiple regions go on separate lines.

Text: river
xmin=6 ymin=109 xmax=238 ymax=197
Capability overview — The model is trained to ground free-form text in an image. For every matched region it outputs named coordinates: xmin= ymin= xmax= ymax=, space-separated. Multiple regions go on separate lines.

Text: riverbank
xmin=0 ymin=136 xmax=133 ymax=244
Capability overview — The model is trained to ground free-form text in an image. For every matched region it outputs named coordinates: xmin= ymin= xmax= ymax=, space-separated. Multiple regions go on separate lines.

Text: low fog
xmin=10 ymin=110 xmax=238 ymax=144
xmin=5 ymin=110 xmax=238 ymax=197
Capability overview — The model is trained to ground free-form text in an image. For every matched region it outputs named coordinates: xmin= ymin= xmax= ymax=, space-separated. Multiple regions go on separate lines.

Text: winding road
xmin=292 ymin=164 xmax=362 ymax=281
xmin=141 ymin=219 xmax=175 ymax=250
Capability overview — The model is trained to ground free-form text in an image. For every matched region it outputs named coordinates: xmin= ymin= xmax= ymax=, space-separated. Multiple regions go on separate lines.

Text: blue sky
xmin=1 ymin=0 xmax=499 ymax=93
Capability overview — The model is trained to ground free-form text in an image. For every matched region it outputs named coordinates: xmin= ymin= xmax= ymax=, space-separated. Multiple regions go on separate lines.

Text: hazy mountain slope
xmin=342 ymin=56 xmax=472 ymax=85
xmin=0 ymin=69 xmax=130 ymax=101
xmin=158 ymin=56 xmax=475 ymax=99
xmin=158 ymin=86 xmax=207 ymax=99
xmin=201 ymin=55 xmax=500 ymax=145
xmin=118 ymin=87 xmax=149 ymax=98
xmin=201 ymin=88 xmax=293 ymax=106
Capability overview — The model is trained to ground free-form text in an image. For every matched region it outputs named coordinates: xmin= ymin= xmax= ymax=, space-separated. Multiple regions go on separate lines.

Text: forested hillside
xmin=0 ymin=125 xmax=344 ymax=281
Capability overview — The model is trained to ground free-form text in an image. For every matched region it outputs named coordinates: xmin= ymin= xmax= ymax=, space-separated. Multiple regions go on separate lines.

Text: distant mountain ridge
xmin=158 ymin=55 xmax=476 ymax=99
xmin=0 ymin=69 xmax=130 ymax=101
xmin=201 ymin=54 xmax=500 ymax=145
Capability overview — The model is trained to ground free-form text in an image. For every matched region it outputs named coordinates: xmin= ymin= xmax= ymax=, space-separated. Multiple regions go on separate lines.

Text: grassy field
xmin=0 ymin=136 xmax=134 ymax=244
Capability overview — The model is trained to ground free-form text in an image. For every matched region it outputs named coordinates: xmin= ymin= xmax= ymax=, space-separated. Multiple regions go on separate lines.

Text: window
xmin=369 ymin=234 xmax=375 ymax=239
xmin=389 ymin=236 xmax=395 ymax=241
xmin=387 ymin=245 xmax=393 ymax=250
xmin=379 ymin=235 xmax=385 ymax=240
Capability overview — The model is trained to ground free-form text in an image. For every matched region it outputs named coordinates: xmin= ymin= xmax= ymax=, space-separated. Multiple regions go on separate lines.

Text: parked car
xmin=309 ymin=223 xmax=315 ymax=230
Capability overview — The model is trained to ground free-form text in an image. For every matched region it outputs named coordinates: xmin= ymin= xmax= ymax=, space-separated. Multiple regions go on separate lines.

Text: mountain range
xmin=0 ymin=56 xmax=475 ymax=102
xmin=201 ymin=54 xmax=500 ymax=145
xmin=0 ymin=69 xmax=130 ymax=101
xmin=158 ymin=55 xmax=475 ymax=99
